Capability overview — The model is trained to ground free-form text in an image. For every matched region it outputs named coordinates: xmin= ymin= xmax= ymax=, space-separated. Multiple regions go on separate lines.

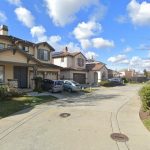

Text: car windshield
xmin=55 ymin=81 xmax=63 ymax=85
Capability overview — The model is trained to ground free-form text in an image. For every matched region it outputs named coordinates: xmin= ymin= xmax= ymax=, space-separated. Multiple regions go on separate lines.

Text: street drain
xmin=59 ymin=113 xmax=71 ymax=118
xmin=110 ymin=133 xmax=129 ymax=142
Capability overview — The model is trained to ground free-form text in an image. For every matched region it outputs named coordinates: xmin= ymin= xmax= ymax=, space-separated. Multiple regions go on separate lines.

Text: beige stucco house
xmin=86 ymin=61 xmax=108 ymax=85
xmin=53 ymin=47 xmax=87 ymax=84
xmin=0 ymin=25 xmax=61 ymax=89
xmin=52 ymin=47 xmax=108 ymax=85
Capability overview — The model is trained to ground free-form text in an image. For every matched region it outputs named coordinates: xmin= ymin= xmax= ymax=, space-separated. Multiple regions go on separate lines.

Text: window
xmin=37 ymin=49 xmax=50 ymax=61
xmin=0 ymin=66 xmax=4 ymax=83
xmin=77 ymin=58 xmax=84 ymax=67
xmin=22 ymin=46 xmax=29 ymax=52
xmin=0 ymin=43 xmax=5 ymax=49
xmin=18 ymin=45 xmax=29 ymax=52
xmin=7 ymin=44 xmax=13 ymax=48
xmin=61 ymin=57 xmax=64 ymax=62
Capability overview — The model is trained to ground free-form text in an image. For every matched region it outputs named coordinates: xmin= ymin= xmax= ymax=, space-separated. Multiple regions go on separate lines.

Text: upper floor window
xmin=61 ymin=57 xmax=64 ymax=62
xmin=18 ymin=45 xmax=29 ymax=52
xmin=0 ymin=43 xmax=5 ymax=49
xmin=77 ymin=58 xmax=84 ymax=67
xmin=37 ymin=49 xmax=50 ymax=61
xmin=22 ymin=46 xmax=29 ymax=52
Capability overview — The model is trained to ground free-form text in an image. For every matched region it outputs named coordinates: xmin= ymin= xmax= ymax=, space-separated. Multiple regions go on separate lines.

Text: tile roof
xmin=0 ymin=48 xmax=61 ymax=69
xmin=86 ymin=62 xmax=105 ymax=71
xmin=0 ymin=35 xmax=55 ymax=51
xmin=52 ymin=51 xmax=81 ymax=58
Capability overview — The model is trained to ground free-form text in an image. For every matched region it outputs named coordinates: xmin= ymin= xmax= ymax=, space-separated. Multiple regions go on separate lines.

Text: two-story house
xmin=52 ymin=47 xmax=109 ymax=85
xmin=0 ymin=25 xmax=61 ymax=89
xmin=53 ymin=47 xmax=87 ymax=84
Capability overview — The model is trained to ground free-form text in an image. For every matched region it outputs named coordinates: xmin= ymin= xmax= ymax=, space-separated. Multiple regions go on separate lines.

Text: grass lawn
xmin=0 ymin=96 xmax=57 ymax=119
xmin=143 ymin=119 xmax=150 ymax=131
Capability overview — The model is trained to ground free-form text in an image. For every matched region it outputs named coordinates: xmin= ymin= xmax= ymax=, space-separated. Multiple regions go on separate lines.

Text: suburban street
xmin=0 ymin=85 xmax=150 ymax=150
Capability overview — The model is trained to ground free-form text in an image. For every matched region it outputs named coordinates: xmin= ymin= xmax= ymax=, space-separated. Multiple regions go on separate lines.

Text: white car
xmin=63 ymin=80 xmax=82 ymax=92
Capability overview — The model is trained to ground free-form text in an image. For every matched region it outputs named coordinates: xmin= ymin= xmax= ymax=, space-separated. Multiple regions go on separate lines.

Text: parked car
xmin=108 ymin=78 xmax=123 ymax=83
xmin=63 ymin=80 xmax=82 ymax=92
xmin=41 ymin=79 xmax=64 ymax=92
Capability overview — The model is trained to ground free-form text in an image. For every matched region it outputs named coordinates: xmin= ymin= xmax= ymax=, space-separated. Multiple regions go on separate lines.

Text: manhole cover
xmin=110 ymin=133 xmax=129 ymax=142
xmin=59 ymin=113 xmax=71 ymax=118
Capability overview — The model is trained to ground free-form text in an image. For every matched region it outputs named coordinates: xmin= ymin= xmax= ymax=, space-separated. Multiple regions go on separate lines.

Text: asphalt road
xmin=0 ymin=85 xmax=150 ymax=150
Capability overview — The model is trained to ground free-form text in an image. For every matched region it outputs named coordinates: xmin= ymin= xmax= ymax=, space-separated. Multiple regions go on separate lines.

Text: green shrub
xmin=122 ymin=77 xmax=128 ymax=83
xmin=139 ymin=84 xmax=150 ymax=111
xmin=0 ymin=85 xmax=8 ymax=100
xmin=100 ymin=80 xmax=120 ymax=87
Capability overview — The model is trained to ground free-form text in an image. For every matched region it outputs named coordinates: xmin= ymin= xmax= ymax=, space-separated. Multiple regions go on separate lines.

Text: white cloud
xmin=73 ymin=21 xmax=102 ymax=40
xmin=7 ymin=0 xmax=21 ymax=6
xmin=129 ymin=56 xmax=141 ymax=66
xmin=107 ymin=54 xmax=128 ymax=64
xmin=89 ymin=3 xmax=107 ymax=21
xmin=15 ymin=7 xmax=34 ymax=28
xmin=138 ymin=44 xmax=150 ymax=51
xmin=92 ymin=38 xmax=114 ymax=49
xmin=116 ymin=15 xmax=127 ymax=23
xmin=127 ymin=0 xmax=150 ymax=26
xmin=80 ymin=39 xmax=92 ymax=49
xmin=30 ymin=25 xmax=47 ymax=42
xmin=44 ymin=0 xmax=98 ymax=26
xmin=124 ymin=47 xmax=133 ymax=53
xmin=108 ymin=55 xmax=150 ymax=71
xmin=85 ymin=51 xmax=98 ymax=59
xmin=0 ymin=12 xmax=7 ymax=23
xmin=129 ymin=56 xmax=150 ymax=70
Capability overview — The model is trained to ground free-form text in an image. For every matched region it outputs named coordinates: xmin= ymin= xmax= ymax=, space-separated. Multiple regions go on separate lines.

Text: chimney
xmin=0 ymin=25 xmax=8 ymax=35
xmin=63 ymin=46 xmax=68 ymax=53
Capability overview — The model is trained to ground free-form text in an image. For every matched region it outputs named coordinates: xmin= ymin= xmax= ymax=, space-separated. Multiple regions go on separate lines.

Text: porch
xmin=0 ymin=61 xmax=37 ymax=89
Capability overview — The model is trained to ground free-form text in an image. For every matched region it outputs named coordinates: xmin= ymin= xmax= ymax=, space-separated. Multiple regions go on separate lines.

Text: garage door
xmin=73 ymin=73 xmax=86 ymax=84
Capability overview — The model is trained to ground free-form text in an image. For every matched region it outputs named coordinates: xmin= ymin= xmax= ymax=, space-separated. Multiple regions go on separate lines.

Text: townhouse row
xmin=0 ymin=25 xmax=109 ymax=89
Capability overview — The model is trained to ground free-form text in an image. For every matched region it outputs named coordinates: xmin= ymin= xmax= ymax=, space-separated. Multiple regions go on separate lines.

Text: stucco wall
xmin=87 ymin=66 xmax=108 ymax=84
xmin=0 ymin=51 xmax=27 ymax=63
xmin=60 ymin=71 xmax=71 ymax=80
xmin=74 ymin=53 xmax=86 ymax=69
xmin=0 ymin=39 xmax=12 ymax=47
xmin=53 ymin=57 xmax=68 ymax=68
xmin=5 ymin=64 xmax=13 ymax=83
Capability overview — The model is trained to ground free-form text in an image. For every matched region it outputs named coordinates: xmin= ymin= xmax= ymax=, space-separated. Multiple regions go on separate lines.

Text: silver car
xmin=63 ymin=80 xmax=81 ymax=92
xmin=47 ymin=80 xmax=64 ymax=93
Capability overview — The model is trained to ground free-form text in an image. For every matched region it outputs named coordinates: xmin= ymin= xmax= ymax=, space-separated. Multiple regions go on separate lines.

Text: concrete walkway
xmin=0 ymin=85 xmax=150 ymax=150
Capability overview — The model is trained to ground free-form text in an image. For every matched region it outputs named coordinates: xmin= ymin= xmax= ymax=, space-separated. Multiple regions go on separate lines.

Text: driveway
xmin=0 ymin=85 xmax=150 ymax=150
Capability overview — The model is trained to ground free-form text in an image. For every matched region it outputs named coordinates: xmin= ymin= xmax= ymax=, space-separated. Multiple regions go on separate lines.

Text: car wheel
xmin=68 ymin=88 xmax=72 ymax=93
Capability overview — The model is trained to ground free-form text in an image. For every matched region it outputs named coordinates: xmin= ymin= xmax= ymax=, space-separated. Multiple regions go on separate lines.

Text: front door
xmin=14 ymin=66 xmax=28 ymax=88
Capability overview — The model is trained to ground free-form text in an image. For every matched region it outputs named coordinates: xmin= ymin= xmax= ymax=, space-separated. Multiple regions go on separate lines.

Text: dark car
xmin=41 ymin=79 xmax=64 ymax=92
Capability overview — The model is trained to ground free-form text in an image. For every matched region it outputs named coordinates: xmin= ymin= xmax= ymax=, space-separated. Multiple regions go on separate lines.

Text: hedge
xmin=139 ymin=84 xmax=150 ymax=111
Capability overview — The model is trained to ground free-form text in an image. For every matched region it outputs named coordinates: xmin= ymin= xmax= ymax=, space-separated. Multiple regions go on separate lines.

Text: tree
xmin=144 ymin=69 xmax=148 ymax=78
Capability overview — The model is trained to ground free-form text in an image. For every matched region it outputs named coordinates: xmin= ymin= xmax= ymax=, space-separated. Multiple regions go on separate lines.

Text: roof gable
xmin=35 ymin=42 xmax=55 ymax=51
xmin=52 ymin=51 xmax=87 ymax=60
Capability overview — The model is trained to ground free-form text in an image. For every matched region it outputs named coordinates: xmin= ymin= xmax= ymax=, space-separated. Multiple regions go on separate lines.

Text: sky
xmin=0 ymin=0 xmax=150 ymax=72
